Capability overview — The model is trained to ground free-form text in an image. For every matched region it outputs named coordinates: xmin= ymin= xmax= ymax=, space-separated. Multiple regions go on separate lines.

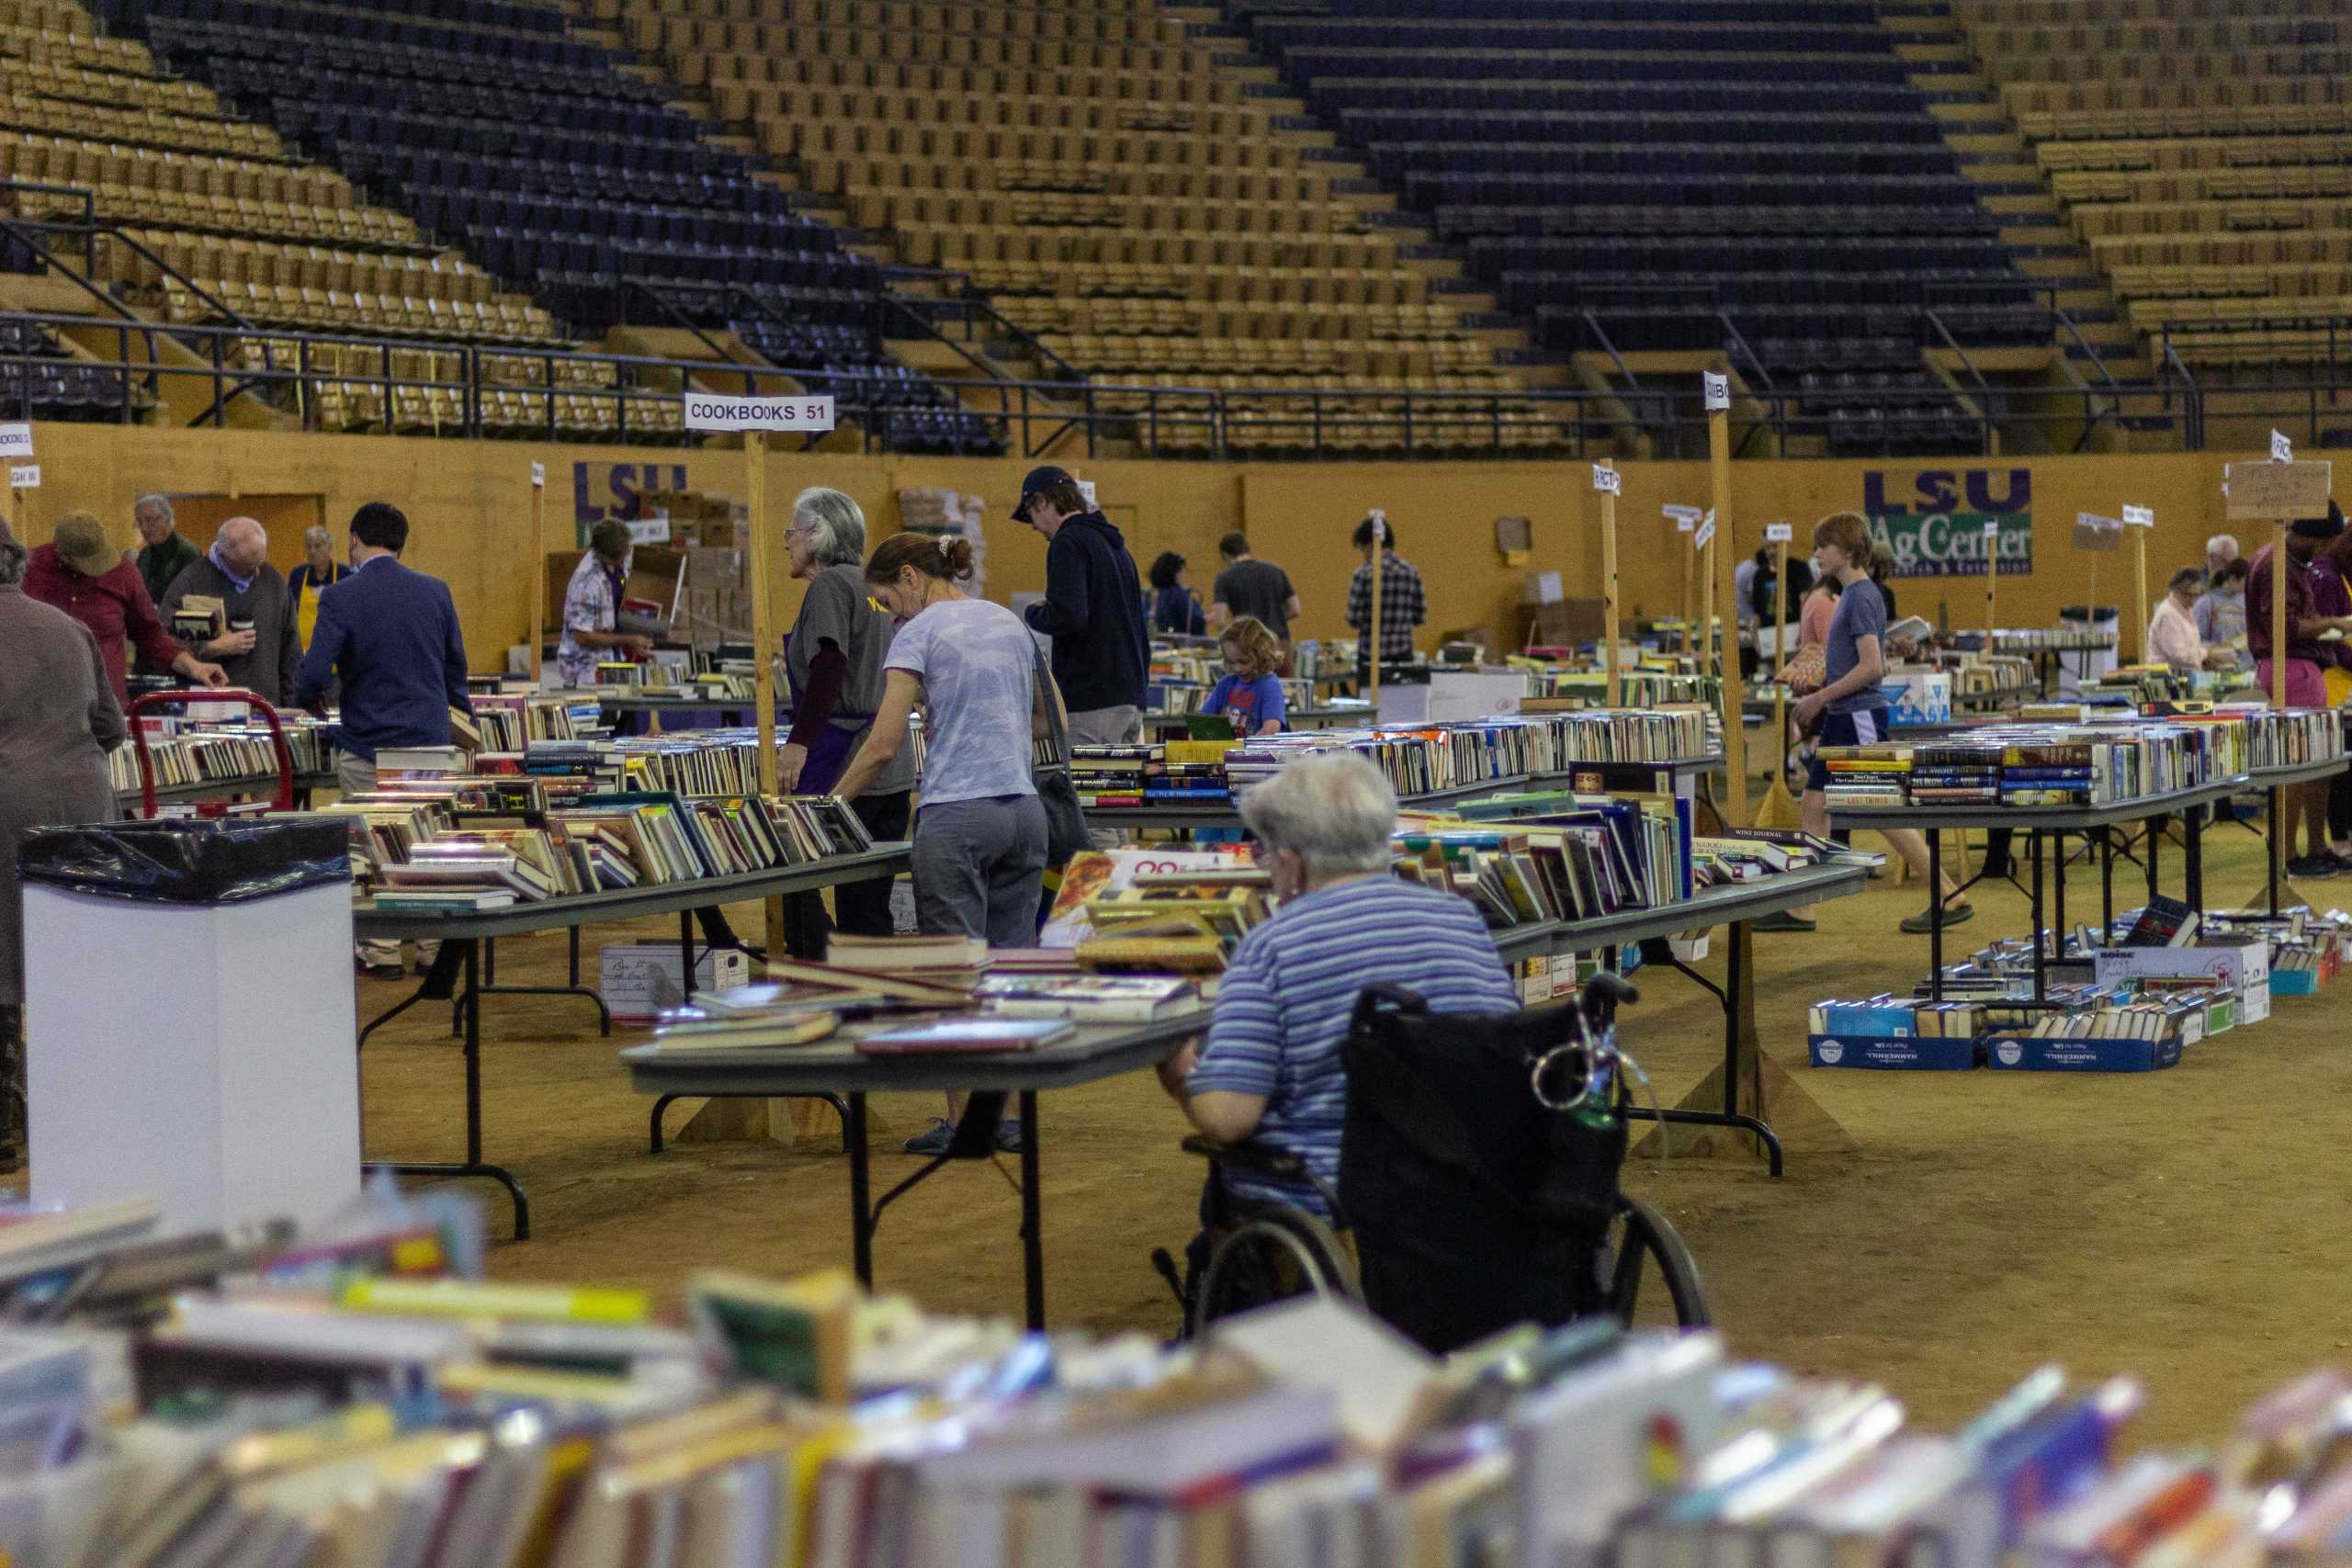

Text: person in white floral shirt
xmin=556 ymin=519 xmax=649 ymax=686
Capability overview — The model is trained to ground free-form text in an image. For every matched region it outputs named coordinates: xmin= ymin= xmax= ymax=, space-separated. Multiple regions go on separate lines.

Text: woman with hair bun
xmin=832 ymin=532 xmax=1059 ymax=1152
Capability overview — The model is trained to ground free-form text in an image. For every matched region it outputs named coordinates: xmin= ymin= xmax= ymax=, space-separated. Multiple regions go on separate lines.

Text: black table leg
xmin=1928 ymin=828 xmax=1944 ymax=1001
xmin=1019 ymin=1089 xmax=1045 ymax=1330
xmin=647 ymin=1091 xmax=848 ymax=1155
xmin=847 ymin=1091 xmax=872 ymax=1288
xmin=474 ymin=928 xmax=610 ymax=1036
xmin=369 ymin=938 xmax=531 ymax=1241
xmin=2100 ymin=826 xmax=2115 ymax=935
xmin=2030 ymin=829 xmax=2047 ymax=1001
xmin=2270 ymin=784 xmax=2285 ymax=914
xmin=2146 ymin=811 xmax=2161 ymax=904
xmin=1627 ymin=931 xmax=1784 ymax=1179
xmin=2051 ymin=829 xmax=2068 ymax=951
xmin=2187 ymin=807 xmax=2205 ymax=914
xmin=679 ymin=910 xmax=698 ymax=1003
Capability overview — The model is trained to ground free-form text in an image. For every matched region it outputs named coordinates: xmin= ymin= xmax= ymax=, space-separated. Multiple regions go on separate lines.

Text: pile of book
xmin=1825 ymin=715 xmax=2256 ymax=811
xmin=1523 ymin=670 xmax=1721 ymax=710
xmin=464 ymin=692 xmax=579 ymax=750
xmin=1069 ymin=741 xmax=1234 ymax=807
xmin=108 ymin=716 xmax=337 ymax=795
xmin=1074 ymin=872 xmax=1269 ymax=978
xmin=1147 ymin=675 xmax=1316 ymax=717
xmin=1391 ymin=795 xmax=1695 ymax=926
xmin=25 ymin=1183 xmax=2352 ymax=1568
xmin=326 ymin=791 xmax=876 ymax=910
xmin=1985 ymin=625 xmax=2117 ymax=652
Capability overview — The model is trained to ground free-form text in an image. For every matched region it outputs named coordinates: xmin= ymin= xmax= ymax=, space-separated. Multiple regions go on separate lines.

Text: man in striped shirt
xmin=1158 ymin=752 xmax=1520 ymax=1216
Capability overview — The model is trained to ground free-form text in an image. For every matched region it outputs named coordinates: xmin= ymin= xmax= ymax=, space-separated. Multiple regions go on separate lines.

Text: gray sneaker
xmin=902 ymin=1117 xmax=955 ymax=1156
xmin=1900 ymin=902 xmax=1975 ymax=935
xmin=994 ymin=1118 xmax=1026 ymax=1155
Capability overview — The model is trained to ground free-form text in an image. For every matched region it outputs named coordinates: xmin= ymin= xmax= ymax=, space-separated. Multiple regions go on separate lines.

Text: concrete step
xmin=1930 ymin=99 xmax=2007 ymax=123
xmin=1950 ymin=131 xmax=2025 ymax=155
xmin=1984 ymin=192 xmax=2062 ymax=216
xmin=1895 ymin=40 xmax=1970 ymax=61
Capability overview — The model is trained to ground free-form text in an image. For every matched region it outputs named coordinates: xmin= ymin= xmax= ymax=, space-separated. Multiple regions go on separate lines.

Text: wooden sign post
xmin=1593 ymin=462 xmax=1622 ymax=705
xmin=2225 ymin=431 xmax=2334 ymax=907
xmin=682 ymin=390 xmax=838 ymax=964
xmin=1365 ymin=507 xmax=1387 ymax=705
xmin=1983 ymin=517 xmax=2000 ymax=635
xmin=1696 ymin=508 xmax=1717 ymax=678
xmin=2121 ymin=503 xmax=2154 ymax=661
xmin=1703 ymin=370 xmax=1747 ymax=824
xmin=1664 ymin=503 xmax=1702 ymax=655
xmin=1766 ymin=522 xmax=1792 ymax=744
xmin=527 ymin=461 xmax=547 ymax=685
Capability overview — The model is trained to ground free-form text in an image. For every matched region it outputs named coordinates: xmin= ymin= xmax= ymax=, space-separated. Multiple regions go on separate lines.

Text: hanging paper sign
xmin=1693 ymin=517 xmax=1716 ymax=551
xmin=1984 ymin=520 xmax=2002 ymax=537
xmin=682 ymin=393 xmax=836 ymax=431
xmin=1765 ymin=523 xmax=1793 ymax=543
xmin=1079 ymin=479 xmax=1098 ymax=508
xmin=2273 ymin=429 xmax=2295 ymax=462
xmin=0 ymin=423 xmax=31 ymax=458
xmin=1592 ymin=464 xmax=1621 ymax=495
xmin=2073 ymin=513 xmax=2123 ymax=552
xmin=1702 ymin=371 xmax=1730 ymax=412
xmin=1664 ymin=503 xmax=1702 ymax=531
xmin=530 ymin=461 xmax=546 ymax=488
xmin=2225 ymin=459 xmax=2333 ymax=522
xmin=2120 ymin=503 xmax=2154 ymax=527
xmin=8 ymin=464 xmax=37 ymax=491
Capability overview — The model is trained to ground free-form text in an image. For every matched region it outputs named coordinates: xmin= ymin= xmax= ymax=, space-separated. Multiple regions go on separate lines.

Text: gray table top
xmin=622 ymin=1010 xmax=1206 ymax=1096
xmin=2248 ymin=756 xmax=2352 ymax=789
xmin=1830 ymin=775 xmax=2249 ymax=833
xmin=354 ymin=843 xmax=910 ymax=940
xmin=120 ymin=772 xmax=336 ymax=808
xmin=1488 ymin=862 xmax=1868 ymax=963
xmin=1083 ymin=757 xmax=1724 ymax=829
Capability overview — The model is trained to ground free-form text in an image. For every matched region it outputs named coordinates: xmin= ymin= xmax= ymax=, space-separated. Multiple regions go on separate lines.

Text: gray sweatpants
xmin=339 ymin=753 xmax=440 ymax=971
xmin=911 ymin=795 xmax=1048 ymax=949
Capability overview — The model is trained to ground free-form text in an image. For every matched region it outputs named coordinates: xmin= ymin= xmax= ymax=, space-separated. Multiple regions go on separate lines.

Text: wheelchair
xmin=1158 ymin=974 xmax=1710 ymax=1352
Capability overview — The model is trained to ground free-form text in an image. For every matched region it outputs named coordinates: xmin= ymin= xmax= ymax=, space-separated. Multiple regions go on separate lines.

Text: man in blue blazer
xmin=293 ymin=501 xmax=472 ymax=977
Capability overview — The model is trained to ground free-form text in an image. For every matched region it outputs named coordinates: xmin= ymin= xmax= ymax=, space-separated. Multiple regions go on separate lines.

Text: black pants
xmin=2331 ymin=773 xmax=2352 ymax=840
xmin=786 ymin=789 xmax=911 ymax=959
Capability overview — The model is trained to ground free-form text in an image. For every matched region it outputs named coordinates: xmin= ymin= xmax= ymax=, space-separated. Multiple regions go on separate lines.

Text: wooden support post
xmin=1366 ymin=507 xmax=1386 ymax=705
xmin=2272 ymin=519 xmax=2289 ymax=709
xmin=1770 ymin=529 xmax=1788 ymax=743
xmin=2132 ymin=525 xmax=2149 ymax=663
xmin=1598 ymin=462 xmax=1621 ymax=706
xmin=1984 ymin=516 xmax=2000 ymax=634
xmin=1698 ymin=519 xmax=1716 ymax=680
xmin=1706 ymin=412 xmax=1748 ymax=827
xmin=527 ymin=462 xmax=547 ymax=686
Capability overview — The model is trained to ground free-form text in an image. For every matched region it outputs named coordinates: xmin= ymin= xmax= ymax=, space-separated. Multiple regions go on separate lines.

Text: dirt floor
xmin=349 ymin=818 xmax=2340 ymax=1448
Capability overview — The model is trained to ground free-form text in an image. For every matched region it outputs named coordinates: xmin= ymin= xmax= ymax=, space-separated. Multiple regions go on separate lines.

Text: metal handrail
xmin=616 ymin=278 xmax=757 ymax=393
xmin=1920 ymin=307 xmax=1997 ymax=455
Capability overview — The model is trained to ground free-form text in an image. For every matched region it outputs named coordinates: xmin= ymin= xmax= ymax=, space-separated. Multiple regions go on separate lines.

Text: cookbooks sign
xmin=1861 ymin=468 xmax=2033 ymax=578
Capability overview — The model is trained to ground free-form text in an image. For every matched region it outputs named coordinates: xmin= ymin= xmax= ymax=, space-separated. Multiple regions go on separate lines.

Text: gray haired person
xmin=0 ymin=515 xmax=125 ymax=1057
xmin=1158 ymin=752 xmax=1520 ymax=1216
xmin=778 ymin=486 xmax=915 ymax=953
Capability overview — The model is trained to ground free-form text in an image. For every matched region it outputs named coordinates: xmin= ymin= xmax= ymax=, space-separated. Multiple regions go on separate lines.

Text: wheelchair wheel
xmin=1195 ymin=1211 xmax=1359 ymax=1329
xmin=1605 ymin=1199 xmax=1711 ymax=1329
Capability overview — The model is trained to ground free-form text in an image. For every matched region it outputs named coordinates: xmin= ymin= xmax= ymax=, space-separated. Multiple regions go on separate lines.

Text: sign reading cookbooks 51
xmin=682 ymin=394 xmax=837 ymax=432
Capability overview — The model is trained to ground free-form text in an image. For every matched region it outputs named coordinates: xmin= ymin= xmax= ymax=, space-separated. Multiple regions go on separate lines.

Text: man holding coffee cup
xmin=159 ymin=515 xmax=300 ymax=705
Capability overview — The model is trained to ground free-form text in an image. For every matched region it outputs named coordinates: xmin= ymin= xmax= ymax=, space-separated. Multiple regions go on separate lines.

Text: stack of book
xmin=1069 ymin=741 xmax=1233 ymax=807
xmin=22 ymin=1193 xmax=2352 ymax=1568
xmin=1391 ymin=793 xmax=1695 ymax=925
xmin=109 ymin=716 xmax=337 ymax=795
xmin=1905 ymin=739 xmax=2003 ymax=807
xmin=466 ymin=692 xmax=580 ymax=751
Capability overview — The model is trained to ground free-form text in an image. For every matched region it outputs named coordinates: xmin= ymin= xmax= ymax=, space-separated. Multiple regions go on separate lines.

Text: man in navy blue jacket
xmin=292 ymin=501 xmax=472 ymax=977
xmin=1014 ymin=466 xmax=1148 ymax=745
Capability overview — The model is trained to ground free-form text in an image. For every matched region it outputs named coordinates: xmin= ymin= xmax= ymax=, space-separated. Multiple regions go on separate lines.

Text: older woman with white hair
xmin=779 ymin=486 xmax=914 ymax=952
xmin=286 ymin=522 xmax=345 ymax=654
xmin=1157 ymin=751 xmax=1520 ymax=1217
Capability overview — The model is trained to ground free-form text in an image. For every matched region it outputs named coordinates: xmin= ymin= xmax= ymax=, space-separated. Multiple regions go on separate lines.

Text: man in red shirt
xmin=23 ymin=510 xmax=225 ymax=705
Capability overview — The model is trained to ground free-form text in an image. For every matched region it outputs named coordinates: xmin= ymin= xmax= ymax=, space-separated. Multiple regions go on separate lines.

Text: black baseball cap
xmin=2291 ymin=501 xmax=2346 ymax=540
xmin=1011 ymin=464 xmax=1074 ymax=524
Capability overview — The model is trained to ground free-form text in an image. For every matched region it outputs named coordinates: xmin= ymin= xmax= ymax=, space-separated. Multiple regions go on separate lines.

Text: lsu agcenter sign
xmin=1862 ymin=468 xmax=2033 ymax=579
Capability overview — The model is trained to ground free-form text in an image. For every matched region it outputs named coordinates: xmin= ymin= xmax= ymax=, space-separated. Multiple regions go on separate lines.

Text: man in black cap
xmin=2250 ymin=501 xmax=2352 ymax=876
xmin=1013 ymin=465 xmax=1148 ymax=746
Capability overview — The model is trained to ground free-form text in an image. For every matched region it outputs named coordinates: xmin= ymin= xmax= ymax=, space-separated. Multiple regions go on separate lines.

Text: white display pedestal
xmin=23 ymin=879 xmax=359 ymax=1236
xmin=1375 ymin=670 xmax=1528 ymax=726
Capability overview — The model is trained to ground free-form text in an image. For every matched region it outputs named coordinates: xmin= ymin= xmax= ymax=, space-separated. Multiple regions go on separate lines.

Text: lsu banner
xmin=1862 ymin=468 xmax=2033 ymax=578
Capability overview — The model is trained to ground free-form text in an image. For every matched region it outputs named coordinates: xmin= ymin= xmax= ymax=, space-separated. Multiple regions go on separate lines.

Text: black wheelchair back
xmin=1157 ymin=973 xmax=1709 ymax=1352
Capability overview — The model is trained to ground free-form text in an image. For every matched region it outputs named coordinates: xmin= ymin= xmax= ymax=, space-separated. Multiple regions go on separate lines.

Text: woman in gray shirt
xmin=778 ymin=487 xmax=914 ymax=952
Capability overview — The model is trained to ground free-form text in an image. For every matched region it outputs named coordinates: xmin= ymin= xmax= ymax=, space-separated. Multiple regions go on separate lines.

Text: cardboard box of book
xmin=1883 ymin=670 xmax=1952 ymax=729
xmin=1807 ymin=998 xmax=1980 ymax=1070
xmin=601 ymin=942 xmax=752 ymax=1023
xmin=1984 ymin=1032 xmax=2183 ymax=1073
xmin=2091 ymin=936 xmax=2267 ymax=993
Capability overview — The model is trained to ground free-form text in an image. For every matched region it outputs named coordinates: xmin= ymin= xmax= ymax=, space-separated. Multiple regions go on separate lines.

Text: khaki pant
xmin=339 ymin=753 xmax=440 ymax=971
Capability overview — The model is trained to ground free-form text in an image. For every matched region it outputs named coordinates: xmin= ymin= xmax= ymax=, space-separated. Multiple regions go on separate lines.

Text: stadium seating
xmin=0 ymin=313 xmax=148 ymax=422
xmin=1234 ymin=0 xmax=2036 ymax=453
xmin=1956 ymin=0 xmax=2352 ymax=369
xmin=96 ymin=0 xmax=1001 ymax=452
xmin=604 ymin=0 xmax=1570 ymax=453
